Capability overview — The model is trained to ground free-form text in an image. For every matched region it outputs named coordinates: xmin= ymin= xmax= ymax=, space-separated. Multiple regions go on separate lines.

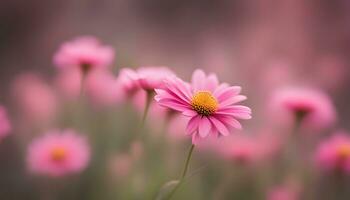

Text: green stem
xmin=80 ymin=70 xmax=88 ymax=98
xmin=181 ymin=144 xmax=195 ymax=179
xmin=141 ymin=91 xmax=154 ymax=126
xmin=167 ymin=144 xmax=195 ymax=200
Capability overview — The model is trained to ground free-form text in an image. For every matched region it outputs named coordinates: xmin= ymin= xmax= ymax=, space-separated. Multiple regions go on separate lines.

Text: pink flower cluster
xmin=6 ymin=35 xmax=347 ymax=187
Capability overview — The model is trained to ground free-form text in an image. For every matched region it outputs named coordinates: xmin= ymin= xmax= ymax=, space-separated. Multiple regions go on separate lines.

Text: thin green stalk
xmin=80 ymin=71 xmax=87 ymax=98
xmin=141 ymin=91 xmax=154 ymax=126
xmin=167 ymin=144 xmax=195 ymax=200
xmin=181 ymin=144 xmax=195 ymax=179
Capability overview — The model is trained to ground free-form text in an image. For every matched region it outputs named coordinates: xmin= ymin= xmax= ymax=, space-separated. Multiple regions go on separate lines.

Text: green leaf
xmin=155 ymin=180 xmax=180 ymax=200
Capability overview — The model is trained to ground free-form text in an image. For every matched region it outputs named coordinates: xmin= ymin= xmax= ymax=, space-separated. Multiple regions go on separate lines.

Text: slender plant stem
xmin=141 ymin=91 xmax=154 ymax=126
xmin=80 ymin=70 xmax=87 ymax=98
xmin=181 ymin=144 xmax=195 ymax=179
xmin=166 ymin=144 xmax=195 ymax=200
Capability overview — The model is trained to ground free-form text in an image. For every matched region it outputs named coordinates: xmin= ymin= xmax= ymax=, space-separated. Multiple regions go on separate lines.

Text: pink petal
xmin=219 ymin=95 xmax=247 ymax=107
xmin=198 ymin=117 xmax=211 ymax=138
xmin=209 ymin=117 xmax=230 ymax=136
xmin=204 ymin=74 xmax=219 ymax=92
xmin=216 ymin=115 xmax=242 ymax=130
xmin=182 ymin=110 xmax=198 ymax=117
xmin=164 ymin=78 xmax=192 ymax=103
xmin=218 ymin=105 xmax=252 ymax=113
xmin=191 ymin=69 xmax=206 ymax=92
xmin=192 ymin=133 xmax=200 ymax=145
xmin=186 ymin=115 xmax=201 ymax=135
xmin=213 ymin=83 xmax=229 ymax=95
xmin=157 ymin=98 xmax=190 ymax=112
xmin=214 ymin=86 xmax=242 ymax=102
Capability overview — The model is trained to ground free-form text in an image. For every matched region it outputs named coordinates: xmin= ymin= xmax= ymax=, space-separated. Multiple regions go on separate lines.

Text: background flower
xmin=53 ymin=36 xmax=115 ymax=71
xmin=27 ymin=129 xmax=90 ymax=177
xmin=0 ymin=105 xmax=11 ymax=140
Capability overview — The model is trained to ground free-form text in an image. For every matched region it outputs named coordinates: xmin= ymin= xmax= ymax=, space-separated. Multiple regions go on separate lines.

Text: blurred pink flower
xmin=109 ymin=141 xmax=144 ymax=179
xmin=27 ymin=129 xmax=90 ymax=177
xmin=267 ymin=183 xmax=300 ymax=200
xmin=130 ymin=140 xmax=144 ymax=161
xmin=55 ymin=68 xmax=123 ymax=106
xmin=219 ymin=134 xmax=278 ymax=165
xmin=167 ymin=115 xmax=189 ymax=141
xmin=53 ymin=36 xmax=114 ymax=72
xmin=132 ymin=90 xmax=171 ymax=132
xmin=109 ymin=153 xmax=132 ymax=178
xmin=155 ymin=69 xmax=251 ymax=144
xmin=137 ymin=66 xmax=175 ymax=91
xmin=315 ymin=132 xmax=350 ymax=173
xmin=11 ymin=73 xmax=58 ymax=123
xmin=116 ymin=68 xmax=140 ymax=97
xmin=54 ymin=68 xmax=81 ymax=100
xmin=85 ymin=70 xmax=124 ymax=107
xmin=270 ymin=88 xmax=336 ymax=131
xmin=198 ymin=131 xmax=281 ymax=165
xmin=0 ymin=105 xmax=11 ymax=140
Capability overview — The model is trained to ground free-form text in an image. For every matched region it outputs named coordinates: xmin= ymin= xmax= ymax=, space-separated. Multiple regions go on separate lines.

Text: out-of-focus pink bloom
xmin=53 ymin=36 xmax=114 ymax=71
xmin=12 ymin=73 xmax=58 ymax=122
xmin=55 ymin=68 xmax=123 ymax=106
xmin=137 ymin=66 xmax=175 ymax=91
xmin=155 ymin=69 xmax=251 ymax=144
xmin=260 ymin=61 xmax=296 ymax=91
xmin=267 ymin=183 xmax=300 ymax=200
xmin=270 ymin=88 xmax=336 ymax=131
xmin=130 ymin=140 xmax=144 ymax=161
xmin=54 ymin=68 xmax=81 ymax=100
xmin=219 ymin=135 xmax=269 ymax=165
xmin=109 ymin=153 xmax=132 ymax=178
xmin=116 ymin=68 xmax=140 ymax=97
xmin=167 ymin=115 xmax=189 ymax=141
xmin=109 ymin=141 xmax=143 ymax=179
xmin=132 ymin=90 xmax=169 ymax=124
xmin=27 ymin=129 xmax=90 ymax=177
xmin=199 ymin=131 xmax=281 ymax=165
xmin=85 ymin=70 xmax=124 ymax=107
xmin=315 ymin=132 xmax=350 ymax=173
xmin=0 ymin=106 xmax=11 ymax=140
xmin=313 ymin=56 xmax=347 ymax=91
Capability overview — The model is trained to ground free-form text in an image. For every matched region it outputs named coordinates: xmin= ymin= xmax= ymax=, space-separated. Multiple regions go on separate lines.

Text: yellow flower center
xmin=51 ymin=147 xmax=67 ymax=162
xmin=337 ymin=144 xmax=350 ymax=159
xmin=191 ymin=91 xmax=218 ymax=116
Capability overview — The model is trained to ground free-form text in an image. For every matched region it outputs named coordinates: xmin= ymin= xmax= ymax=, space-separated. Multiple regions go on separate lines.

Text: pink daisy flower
xmin=155 ymin=69 xmax=251 ymax=144
xmin=315 ymin=132 xmax=350 ymax=173
xmin=0 ymin=105 xmax=11 ymax=140
xmin=53 ymin=36 xmax=115 ymax=72
xmin=27 ymin=129 xmax=90 ymax=177
xmin=271 ymin=88 xmax=336 ymax=130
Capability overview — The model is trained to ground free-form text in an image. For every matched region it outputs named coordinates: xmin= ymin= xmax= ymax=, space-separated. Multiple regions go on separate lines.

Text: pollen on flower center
xmin=191 ymin=91 xmax=218 ymax=116
xmin=337 ymin=144 xmax=350 ymax=159
xmin=51 ymin=147 xmax=67 ymax=162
